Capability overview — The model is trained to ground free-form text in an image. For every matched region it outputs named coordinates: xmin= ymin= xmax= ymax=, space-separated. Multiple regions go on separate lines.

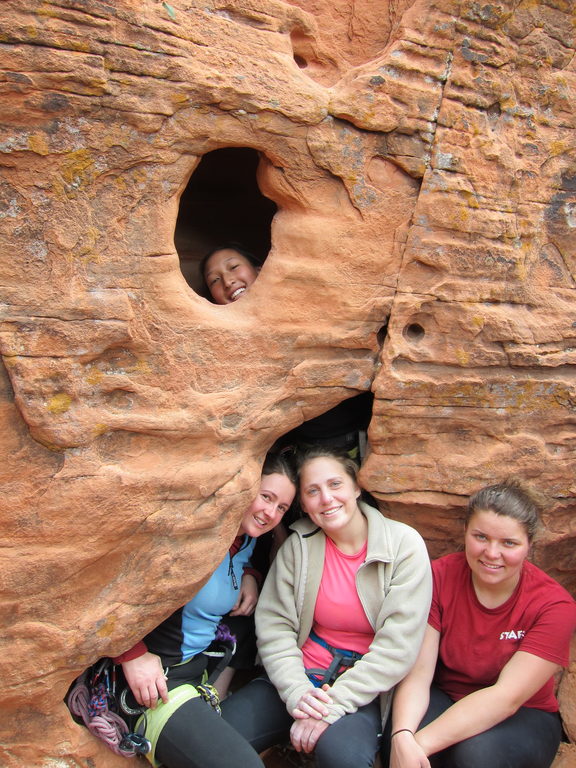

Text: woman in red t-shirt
xmin=385 ymin=481 xmax=576 ymax=768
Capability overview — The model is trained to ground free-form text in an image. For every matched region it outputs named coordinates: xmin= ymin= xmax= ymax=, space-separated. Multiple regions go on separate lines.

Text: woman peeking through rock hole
xmin=201 ymin=244 xmax=262 ymax=305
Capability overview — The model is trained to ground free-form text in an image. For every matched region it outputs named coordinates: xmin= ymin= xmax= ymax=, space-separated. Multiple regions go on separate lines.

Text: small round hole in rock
xmin=403 ymin=323 xmax=425 ymax=342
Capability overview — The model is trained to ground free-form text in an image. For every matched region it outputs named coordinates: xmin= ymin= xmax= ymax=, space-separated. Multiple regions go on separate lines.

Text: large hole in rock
xmin=276 ymin=391 xmax=374 ymax=463
xmin=176 ymin=147 xmax=277 ymax=296
xmin=176 ymin=148 xmax=375 ymax=465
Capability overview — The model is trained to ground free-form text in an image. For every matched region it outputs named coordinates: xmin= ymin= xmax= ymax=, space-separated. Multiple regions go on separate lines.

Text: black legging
xmin=139 ymin=654 xmax=264 ymax=768
xmin=155 ymin=695 xmax=265 ymax=768
xmin=380 ymin=685 xmax=562 ymax=768
xmin=221 ymin=676 xmax=382 ymax=768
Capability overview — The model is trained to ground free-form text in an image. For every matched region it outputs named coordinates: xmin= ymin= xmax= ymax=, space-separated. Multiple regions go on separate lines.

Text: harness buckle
xmin=119 ymin=732 xmax=152 ymax=755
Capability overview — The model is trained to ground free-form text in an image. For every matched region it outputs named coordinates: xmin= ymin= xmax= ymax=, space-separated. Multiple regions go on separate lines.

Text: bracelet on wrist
xmin=391 ymin=728 xmax=414 ymax=738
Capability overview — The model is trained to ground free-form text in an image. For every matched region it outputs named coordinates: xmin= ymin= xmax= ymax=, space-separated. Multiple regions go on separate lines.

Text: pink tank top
xmin=301 ymin=537 xmax=373 ymax=674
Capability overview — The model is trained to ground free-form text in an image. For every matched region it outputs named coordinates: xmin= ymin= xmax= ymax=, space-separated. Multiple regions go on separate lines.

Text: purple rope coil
xmin=68 ymin=679 xmax=135 ymax=758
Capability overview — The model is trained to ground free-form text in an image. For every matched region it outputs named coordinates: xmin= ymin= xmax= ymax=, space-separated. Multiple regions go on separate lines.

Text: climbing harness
xmin=66 ymin=623 xmax=236 ymax=762
xmin=133 ymin=624 xmax=236 ymax=767
xmin=305 ymin=629 xmax=363 ymax=687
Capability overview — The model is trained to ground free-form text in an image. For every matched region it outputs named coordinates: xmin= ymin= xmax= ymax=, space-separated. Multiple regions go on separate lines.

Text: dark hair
xmin=262 ymin=451 xmax=297 ymax=488
xmin=200 ymin=243 xmax=262 ymax=287
xmin=466 ymin=480 xmax=541 ymax=542
xmin=296 ymin=445 xmax=360 ymax=486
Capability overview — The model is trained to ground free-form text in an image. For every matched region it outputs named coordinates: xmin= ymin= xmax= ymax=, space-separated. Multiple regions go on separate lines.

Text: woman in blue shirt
xmin=116 ymin=453 xmax=297 ymax=768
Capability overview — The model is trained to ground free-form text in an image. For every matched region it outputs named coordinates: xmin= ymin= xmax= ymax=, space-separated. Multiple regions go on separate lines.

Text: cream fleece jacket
xmin=255 ymin=502 xmax=432 ymax=725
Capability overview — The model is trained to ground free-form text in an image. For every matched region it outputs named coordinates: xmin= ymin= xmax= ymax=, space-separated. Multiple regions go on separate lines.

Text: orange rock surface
xmin=0 ymin=0 xmax=574 ymax=764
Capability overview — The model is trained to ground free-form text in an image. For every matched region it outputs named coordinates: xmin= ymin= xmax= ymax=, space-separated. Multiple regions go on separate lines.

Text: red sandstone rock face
xmin=0 ymin=0 xmax=574 ymax=765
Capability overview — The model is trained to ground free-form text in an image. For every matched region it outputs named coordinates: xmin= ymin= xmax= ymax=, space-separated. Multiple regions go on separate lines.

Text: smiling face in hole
xmin=203 ymin=248 xmax=260 ymax=304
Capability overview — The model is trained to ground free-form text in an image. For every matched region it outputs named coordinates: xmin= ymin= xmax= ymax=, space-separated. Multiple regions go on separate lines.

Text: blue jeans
xmin=380 ymin=685 xmax=562 ymax=768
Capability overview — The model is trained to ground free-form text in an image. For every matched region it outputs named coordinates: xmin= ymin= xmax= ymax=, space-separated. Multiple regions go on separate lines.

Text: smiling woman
xmin=298 ymin=452 xmax=367 ymax=552
xmin=464 ymin=510 xmax=531 ymax=608
xmin=201 ymin=245 xmax=262 ymax=305
xmin=221 ymin=446 xmax=432 ymax=768
xmin=384 ymin=480 xmax=576 ymax=768
xmin=239 ymin=468 xmax=295 ymax=538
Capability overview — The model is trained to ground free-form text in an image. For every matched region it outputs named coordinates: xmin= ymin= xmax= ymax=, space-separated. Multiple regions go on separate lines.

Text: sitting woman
xmin=385 ymin=481 xmax=576 ymax=768
xmin=221 ymin=446 xmax=433 ymax=768
xmin=115 ymin=453 xmax=297 ymax=768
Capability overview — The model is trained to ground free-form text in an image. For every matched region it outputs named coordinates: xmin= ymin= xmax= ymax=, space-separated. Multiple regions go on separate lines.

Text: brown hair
xmin=466 ymin=480 xmax=541 ymax=542
xmin=296 ymin=445 xmax=360 ymax=486
xmin=262 ymin=451 xmax=297 ymax=487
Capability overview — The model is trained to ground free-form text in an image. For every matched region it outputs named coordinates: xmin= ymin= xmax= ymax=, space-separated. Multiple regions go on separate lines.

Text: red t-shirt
xmin=429 ymin=552 xmax=576 ymax=712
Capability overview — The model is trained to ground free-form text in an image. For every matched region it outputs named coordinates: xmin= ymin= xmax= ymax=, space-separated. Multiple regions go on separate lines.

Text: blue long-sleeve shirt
xmin=115 ymin=535 xmax=255 ymax=667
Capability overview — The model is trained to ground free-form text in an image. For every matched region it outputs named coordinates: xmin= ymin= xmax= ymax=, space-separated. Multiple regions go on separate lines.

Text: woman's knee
xmin=220 ymin=677 xmax=292 ymax=751
xmin=443 ymin=709 xmax=562 ymax=768
xmin=315 ymin=737 xmax=379 ymax=768
xmin=314 ymin=705 xmax=381 ymax=768
xmin=155 ymin=696 xmax=264 ymax=768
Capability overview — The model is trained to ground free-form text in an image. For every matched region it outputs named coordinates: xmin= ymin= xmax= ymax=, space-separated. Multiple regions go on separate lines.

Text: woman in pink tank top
xmin=221 ymin=446 xmax=432 ymax=768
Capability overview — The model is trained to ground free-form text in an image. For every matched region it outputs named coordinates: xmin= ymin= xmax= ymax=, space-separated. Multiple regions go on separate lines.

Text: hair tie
xmin=391 ymin=728 xmax=414 ymax=738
